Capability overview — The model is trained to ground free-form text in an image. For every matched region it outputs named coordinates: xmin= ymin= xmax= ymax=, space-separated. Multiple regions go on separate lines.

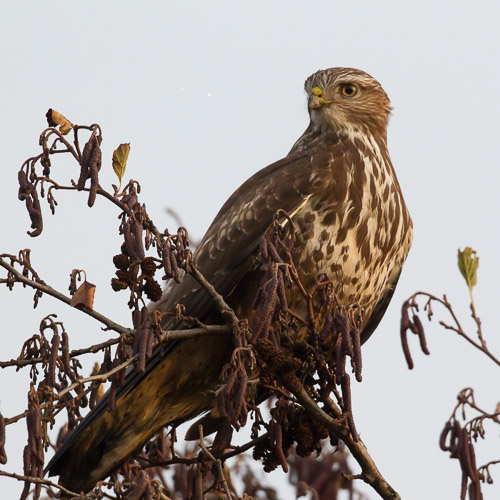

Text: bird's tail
xmin=45 ymin=334 xmax=231 ymax=494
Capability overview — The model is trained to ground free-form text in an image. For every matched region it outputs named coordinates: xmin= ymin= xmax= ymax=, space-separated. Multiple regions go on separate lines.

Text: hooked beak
xmin=308 ymin=94 xmax=324 ymax=110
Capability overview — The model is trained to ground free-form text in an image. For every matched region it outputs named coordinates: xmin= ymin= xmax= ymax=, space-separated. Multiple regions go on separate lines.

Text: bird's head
xmin=304 ymin=67 xmax=391 ymax=138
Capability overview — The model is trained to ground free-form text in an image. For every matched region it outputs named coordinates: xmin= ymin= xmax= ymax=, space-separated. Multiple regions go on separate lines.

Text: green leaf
xmin=112 ymin=143 xmax=130 ymax=186
xmin=457 ymin=247 xmax=479 ymax=293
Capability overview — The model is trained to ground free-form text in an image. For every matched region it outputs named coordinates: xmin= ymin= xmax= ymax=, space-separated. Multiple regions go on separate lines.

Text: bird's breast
xmin=290 ymin=147 xmax=412 ymax=323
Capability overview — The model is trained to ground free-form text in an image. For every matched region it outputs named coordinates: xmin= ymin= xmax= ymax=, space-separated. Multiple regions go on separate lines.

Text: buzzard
xmin=46 ymin=67 xmax=413 ymax=492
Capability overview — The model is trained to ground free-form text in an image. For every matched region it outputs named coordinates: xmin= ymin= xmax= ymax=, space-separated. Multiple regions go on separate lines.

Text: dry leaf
xmin=46 ymin=108 xmax=74 ymax=135
xmin=70 ymin=280 xmax=96 ymax=310
xmin=112 ymin=143 xmax=130 ymax=187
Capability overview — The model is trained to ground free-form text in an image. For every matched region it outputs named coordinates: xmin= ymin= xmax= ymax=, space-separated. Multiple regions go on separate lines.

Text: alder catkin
xmin=400 ymin=325 xmax=414 ymax=370
xmin=48 ymin=333 xmax=60 ymax=387
xmin=123 ymin=220 xmax=138 ymax=259
xmin=132 ymin=220 xmax=145 ymax=259
xmin=87 ymin=145 xmax=102 ymax=207
xmin=0 ymin=413 xmax=7 ymax=465
xmin=439 ymin=421 xmax=452 ymax=451
xmin=351 ymin=324 xmax=362 ymax=382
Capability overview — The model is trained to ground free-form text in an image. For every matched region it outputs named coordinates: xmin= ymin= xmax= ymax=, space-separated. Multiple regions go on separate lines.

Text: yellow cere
xmin=311 ymin=86 xmax=324 ymax=98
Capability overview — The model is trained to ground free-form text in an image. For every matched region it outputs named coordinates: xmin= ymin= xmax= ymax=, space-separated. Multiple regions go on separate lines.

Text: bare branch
xmin=0 ymin=325 xmax=230 ymax=369
xmin=0 ymin=256 xmax=131 ymax=336
xmin=0 ymin=469 xmax=80 ymax=498
xmin=294 ymin=387 xmax=400 ymax=500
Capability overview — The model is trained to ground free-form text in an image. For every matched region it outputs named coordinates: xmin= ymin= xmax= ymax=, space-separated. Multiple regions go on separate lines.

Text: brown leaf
xmin=112 ymin=143 xmax=130 ymax=187
xmin=70 ymin=280 xmax=96 ymax=310
xmin=46 ymin=109 xmax=74 ymax=135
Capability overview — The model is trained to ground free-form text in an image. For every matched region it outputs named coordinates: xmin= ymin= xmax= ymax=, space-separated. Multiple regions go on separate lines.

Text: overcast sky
xmin=1 ymin=1 xmax=500 ymax=499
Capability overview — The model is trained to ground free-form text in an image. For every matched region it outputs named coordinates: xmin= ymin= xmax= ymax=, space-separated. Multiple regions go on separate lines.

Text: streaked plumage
xmin=46 ymin=67 xmax=412 ymax=492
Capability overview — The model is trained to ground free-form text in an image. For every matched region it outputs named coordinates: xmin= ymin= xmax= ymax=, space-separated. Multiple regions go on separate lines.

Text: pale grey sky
xmin=1 ymin=1 xmax=500 ymax=498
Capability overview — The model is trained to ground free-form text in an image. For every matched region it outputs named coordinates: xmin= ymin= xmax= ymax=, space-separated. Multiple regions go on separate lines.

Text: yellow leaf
xmin=70 ymin=280 xmax=96 ymax=310
xmin=457 ymin=247 xmax=479 ymax=293
xmin=46 ymin=108 xmax=74 ymax=135
xmin=112 ymin=143 xmax=130 ymax=186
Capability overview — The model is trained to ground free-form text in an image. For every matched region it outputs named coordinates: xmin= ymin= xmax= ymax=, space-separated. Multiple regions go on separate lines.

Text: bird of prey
xmin=46 ymin=67 xmax=413 ymax=493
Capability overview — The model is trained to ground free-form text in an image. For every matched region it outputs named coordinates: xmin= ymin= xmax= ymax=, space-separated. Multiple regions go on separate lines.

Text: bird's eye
xmin=341 ymin=84 xmax=358 ymax=97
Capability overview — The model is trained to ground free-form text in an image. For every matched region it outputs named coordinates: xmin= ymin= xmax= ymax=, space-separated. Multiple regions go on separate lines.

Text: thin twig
xmin=56 ymin=357 xmax=134 ymax=400
xmin=0 ymin=469 xmax=80 ymax=498
xmin=189 ymin=265 xmax=240 ymax=327
xmin=410 ymin=292 xmax=500 ymax=367
xmin=294 ymin=388 xmax=400 ymax=500
xmin=144 ymin=432 xmax=269 ymax=469
xmin=0 ymin=256 xmax=130 ymax=336
xmin=0 ymin=325 xmax=230 ymax=369
xmin=198 ymin=425 xmax=233 ymax=500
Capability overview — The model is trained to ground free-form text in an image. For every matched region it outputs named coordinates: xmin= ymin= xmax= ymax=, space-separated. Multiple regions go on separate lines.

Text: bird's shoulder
xmin=158 ymin=132 xmax=348 ymax=316
xmin=200 ymin=131 xmax=346 ymax=249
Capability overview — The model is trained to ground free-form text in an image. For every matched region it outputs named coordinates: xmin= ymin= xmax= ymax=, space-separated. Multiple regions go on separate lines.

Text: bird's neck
xmin=290 ymin=121 xmax=388 ymax=157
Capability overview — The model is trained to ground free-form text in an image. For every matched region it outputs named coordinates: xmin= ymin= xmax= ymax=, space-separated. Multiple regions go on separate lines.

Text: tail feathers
xmin=47 ymin=375 xmax=214 ymax=493
xmin=45 ymin=335 xmax=232 ymax=493
xmin=185 ymin=408 xmax=226 ymax=441
xmin=50 ymin=413 xmax=180 ymax=493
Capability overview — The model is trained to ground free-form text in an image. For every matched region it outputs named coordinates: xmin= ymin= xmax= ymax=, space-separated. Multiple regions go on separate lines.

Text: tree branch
xmin=409 ymin=291 xmax=500 ymax=367
xmin=0 ymin=325 xmax=230 ymax=369
xmin=294 ymin=387 xmax=400 ymax=500
xmin=188 ymin=259 xmax=400 ymax=499
xmin=0 ymin=256 xmax=131 ymax=336
xmin=0 ymin=470 xmax=80 ymax=498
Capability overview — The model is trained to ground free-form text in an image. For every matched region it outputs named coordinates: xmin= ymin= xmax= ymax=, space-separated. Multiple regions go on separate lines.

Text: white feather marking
xmin=279 ymin=195 xmax=313 ymax=229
